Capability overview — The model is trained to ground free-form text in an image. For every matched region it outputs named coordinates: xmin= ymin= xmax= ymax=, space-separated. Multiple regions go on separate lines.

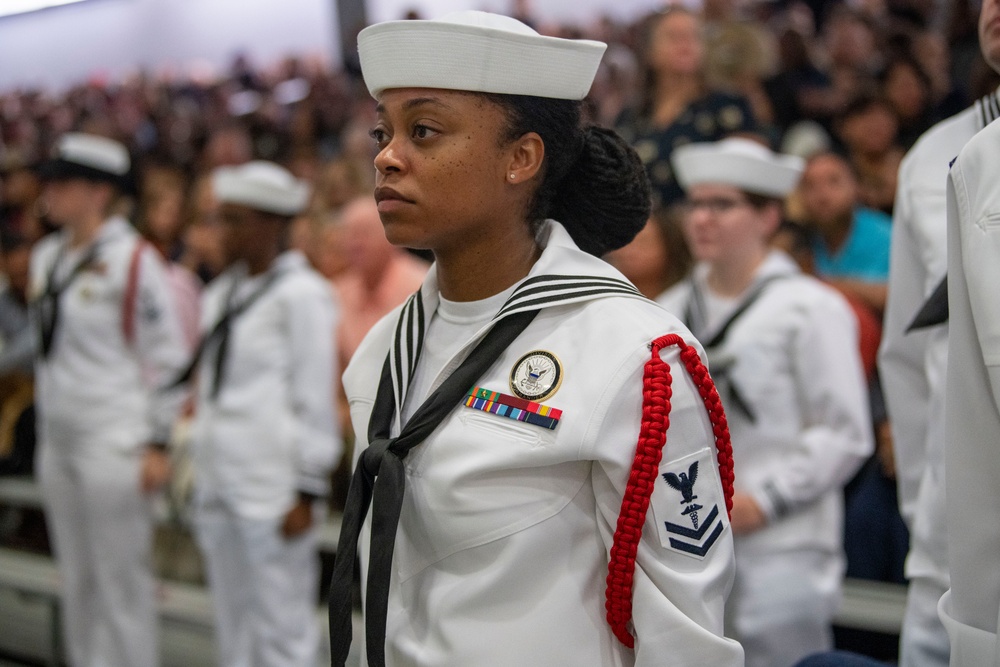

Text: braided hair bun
xmin=486 ymin=94 xmax=652 ymax=257
xmin=551 ymin=126 xmax=651 ymax=256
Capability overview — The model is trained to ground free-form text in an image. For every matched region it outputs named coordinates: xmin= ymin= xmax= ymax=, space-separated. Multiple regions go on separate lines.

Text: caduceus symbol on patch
xmin=663 ymin=462 xmax=703 ymax=529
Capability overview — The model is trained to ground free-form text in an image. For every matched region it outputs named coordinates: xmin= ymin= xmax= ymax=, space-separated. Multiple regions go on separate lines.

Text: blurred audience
xmin=604 ymin=206 xmax=692 ymax=300
xmin=331 ymin=196 xmax=428 ymax=373
xmin=796 ymin=152 xmax=891 ymax=317
xmin=879 ymin=53 xmax=936 ymax=149
xmin=136 ymin=165 xmax=202 ymax=346
xmin=0 ymin=229 xmax=34 ymax=376
xmin=0 ymin=228 xmax=36 ymax=477
xmin=615 ymin=6 xmax=758 ymax=208
xmin=179 ymin=174 xmax=227 ymax=284
xmin=832 ymin=95 xmax=904 ymax=214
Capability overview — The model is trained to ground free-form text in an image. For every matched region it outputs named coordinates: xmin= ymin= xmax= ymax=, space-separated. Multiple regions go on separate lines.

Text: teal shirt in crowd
xmin=812 ymin=207 xmax=892 ymax=282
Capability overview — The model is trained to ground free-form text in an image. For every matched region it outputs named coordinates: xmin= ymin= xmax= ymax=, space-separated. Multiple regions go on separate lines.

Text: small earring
xmin=509 ymin=173 xmax=516 ymax=180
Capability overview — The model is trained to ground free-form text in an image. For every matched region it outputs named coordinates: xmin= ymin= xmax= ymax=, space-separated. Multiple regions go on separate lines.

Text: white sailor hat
xmin=38 ymin=133 xmax=133 ymax=191
xmin=357 ymin=11 xmax=607 ymax=100
xmin=212 ymin=161 xmax=311 ymax=217
xmin=672 ymin=138 xmax=805 ymax=198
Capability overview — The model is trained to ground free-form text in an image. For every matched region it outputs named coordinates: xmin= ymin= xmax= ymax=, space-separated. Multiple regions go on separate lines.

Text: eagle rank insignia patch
xmin=650 ymin=448 xmax=728 ymax=559
xmin=509 ymin=350 xmax=562 ymax=401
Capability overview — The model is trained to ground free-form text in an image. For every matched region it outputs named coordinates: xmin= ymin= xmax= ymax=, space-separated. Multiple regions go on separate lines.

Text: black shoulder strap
xmin=34 ymin=240 xmax=101 ymax=359
xmin=685 ymin=275 xmax=783 ymax=350
xmin=169 ymin=268 xmax=283 ymax=396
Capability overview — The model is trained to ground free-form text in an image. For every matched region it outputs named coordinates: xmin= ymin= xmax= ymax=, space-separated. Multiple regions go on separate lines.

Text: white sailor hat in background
xmin=212 ymin=161 xmax=310 ymax=217
xmin=357 ymin=11 xmax=607 ymax=100
xmin=37 ymin=132 xmax=133 ymax=191
xmin=672 ymin=137 xmax=805 ymax=198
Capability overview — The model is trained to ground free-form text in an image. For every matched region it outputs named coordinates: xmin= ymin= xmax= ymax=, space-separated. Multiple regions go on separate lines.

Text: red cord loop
xmin=605 ymin=333 xmax=735 ymax=648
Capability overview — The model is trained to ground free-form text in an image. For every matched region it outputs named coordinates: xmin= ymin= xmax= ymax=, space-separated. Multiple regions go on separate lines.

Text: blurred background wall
xmin=0 ymin=0 xmax=340 ymax=90
xmin=0 ymin=0 xmax=676 ymax=91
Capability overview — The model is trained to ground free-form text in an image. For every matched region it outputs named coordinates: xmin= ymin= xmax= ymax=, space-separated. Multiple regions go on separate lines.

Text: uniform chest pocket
xmin=395 ymin=407 xmax=583 ymax=582
xmin=458 ymin=408 xmax=554 ymax=448
xmin=976 ymin=211 xmax=1000 ymax=231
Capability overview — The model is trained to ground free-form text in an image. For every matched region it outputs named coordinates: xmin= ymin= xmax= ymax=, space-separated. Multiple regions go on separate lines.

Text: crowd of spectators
xmin=0 ymin=0 xmax=994 ymax=661
xmin=0 ymin=1 xmax=991 ymax=256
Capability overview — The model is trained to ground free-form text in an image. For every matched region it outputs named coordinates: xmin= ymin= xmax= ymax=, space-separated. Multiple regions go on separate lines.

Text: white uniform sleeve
xmin=133 ymin=247 xmax=191 ymax=445
xmin=286 ymin=279 xmax=342 ymax=497
xmin=587 ymin=338 xmax=744 ymax=666
xmin=944 ymin=140 xmax=1000 ymax=648
xmin=752 ymin=293 xmax=873 ymax=519
xmin=878 ymin=159 xmax=936 ymax=527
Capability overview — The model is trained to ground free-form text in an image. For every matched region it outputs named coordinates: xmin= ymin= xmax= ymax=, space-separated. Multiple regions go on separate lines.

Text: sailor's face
xmin=370 ymin=88 xmax=517 ymax=254
xmin=681 ymin=183 xmax=765 ymax=265
xmin=981 ymin=0 xmax=1000 ymax=72
xmin=43 ymin=178 xmax=98 ymax=227
xmin=217 ymin=203 xmax=277 ymax=266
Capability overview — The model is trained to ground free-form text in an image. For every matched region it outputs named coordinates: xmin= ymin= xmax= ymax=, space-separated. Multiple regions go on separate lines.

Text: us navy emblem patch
xmin=651 ymin=448 xmax=728 ymax=560
xmin=509 ymin=350 xmax=562 ymax=401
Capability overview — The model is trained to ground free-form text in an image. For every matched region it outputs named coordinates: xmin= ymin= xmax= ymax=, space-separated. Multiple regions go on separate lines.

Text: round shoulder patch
xmin=509 ymin=350 xmax=563 ymax=401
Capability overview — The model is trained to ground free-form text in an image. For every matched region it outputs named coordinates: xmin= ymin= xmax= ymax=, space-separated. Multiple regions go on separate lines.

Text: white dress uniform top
xmin=190 ymin=251 xmax=339 ymax=516
xmin=879 ymin=88 xmax=1000 ymax=667
xmin=941 ymin=114 xmax=1000 ymax=667
xmin=659 ymin=251 xmax=873 ymax=667
xmin=189 ymin=162 xmax=341 ymax=667
xmin=344 ymin=221 xmax=743 ymax=667
xmin=32 ymin=214 xmax=189 ymax=667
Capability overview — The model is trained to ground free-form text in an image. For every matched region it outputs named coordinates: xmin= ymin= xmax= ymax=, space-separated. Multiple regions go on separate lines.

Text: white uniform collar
xmin=754 ymin=249 xmax=801 ymax=281
xmin=54 ymin=214 xmax=132 ymax=249
xmin=691 ymin=249 xmax=800 ymax=296
xmin=388 ymin=220 xmax=645 ymax=430
xmin=686 ymin=250 xmax=799 ymax=343
xmin=98 ymin=216 xmax=134 ymax=242
xmin=417 ymin=220 xmax=630 ymax=303
xmin=272 ymin=249 xmax=308 ymax=272
xmin=224 ymin=249 xmax=307 ymax=288
xmin=48 ymin=216 xmax=134 ymax=279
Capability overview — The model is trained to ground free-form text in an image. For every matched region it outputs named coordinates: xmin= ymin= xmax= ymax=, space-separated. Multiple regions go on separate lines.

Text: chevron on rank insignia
xmin=463 ymin=386 xmax=562 ymax=430
xmin=650 ymin=447 xmax=728 ymax=560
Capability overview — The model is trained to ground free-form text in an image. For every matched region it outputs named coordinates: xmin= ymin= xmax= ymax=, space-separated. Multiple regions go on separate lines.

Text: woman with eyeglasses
xmin=327 ymin=11 xmax=744 ymax=667
xmin=659 ymin=138 xmax=872 ymax=667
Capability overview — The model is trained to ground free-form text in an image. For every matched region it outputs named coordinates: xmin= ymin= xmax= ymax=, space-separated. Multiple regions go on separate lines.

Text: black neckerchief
xmin=34 ymin=239 xmax=101 ymax=359
xmin=907 ymin=274 xmax=948 ymax=333
xmin=683 ymin=275 xmax=783 ymax=422
xmin=171 ymin=264 xmax=285 ymax=399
